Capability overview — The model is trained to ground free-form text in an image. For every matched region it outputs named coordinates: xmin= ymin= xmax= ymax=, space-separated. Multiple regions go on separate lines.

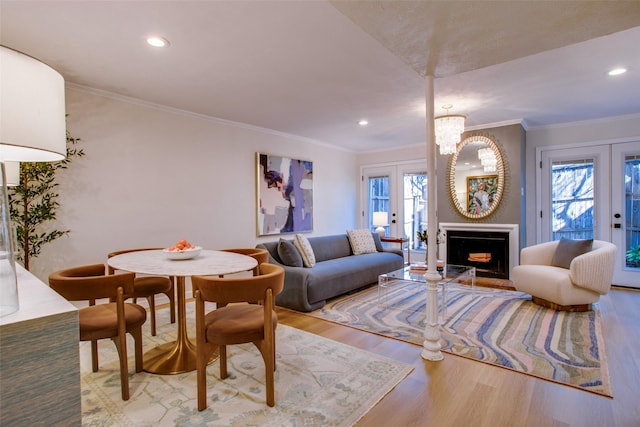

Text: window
xmin=551 ymin=160 xmax=594 ymax=240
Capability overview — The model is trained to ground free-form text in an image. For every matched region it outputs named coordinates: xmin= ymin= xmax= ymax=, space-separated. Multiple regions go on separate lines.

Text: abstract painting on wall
xmin=256 ymin=152 xmax=313 ymax=236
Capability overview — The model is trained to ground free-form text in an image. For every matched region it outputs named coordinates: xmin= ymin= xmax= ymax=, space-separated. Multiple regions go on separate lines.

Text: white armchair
xmin=512 ymin=240 xmax=616 ymax=311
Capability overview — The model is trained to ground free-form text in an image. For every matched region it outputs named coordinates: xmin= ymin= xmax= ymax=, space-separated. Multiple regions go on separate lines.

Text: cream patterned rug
xmin=80 ymin=306 xmax=413 ymax=426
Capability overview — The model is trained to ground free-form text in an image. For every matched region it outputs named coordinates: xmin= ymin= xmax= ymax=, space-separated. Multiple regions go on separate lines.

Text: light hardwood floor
xmin=276 ymin=286 xmax=640 ymax=427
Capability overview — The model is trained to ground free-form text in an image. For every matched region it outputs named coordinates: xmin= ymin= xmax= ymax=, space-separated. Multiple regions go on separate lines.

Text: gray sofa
xmin=257 ymin=233 xmax=404 ymax=312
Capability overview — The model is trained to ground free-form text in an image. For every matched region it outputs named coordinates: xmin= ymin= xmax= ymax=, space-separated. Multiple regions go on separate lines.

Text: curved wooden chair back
xmin=49 ymin=264 xmax=147 ymax=401
xmin=107 ymin=247 xmax=176 ymax=336
xmin=191 ymin=263 xmax=285 ymax=411
xmin=220 ymin=247 xmax=269 ymax=275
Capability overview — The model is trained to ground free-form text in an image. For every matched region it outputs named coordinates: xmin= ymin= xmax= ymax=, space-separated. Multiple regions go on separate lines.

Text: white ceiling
xmin=1 ymin=1 xmax=640 ymax=152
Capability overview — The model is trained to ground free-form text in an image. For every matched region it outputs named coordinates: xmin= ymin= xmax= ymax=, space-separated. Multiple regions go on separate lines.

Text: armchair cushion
xmin=551 ymin=238 xmax=593 ymax=269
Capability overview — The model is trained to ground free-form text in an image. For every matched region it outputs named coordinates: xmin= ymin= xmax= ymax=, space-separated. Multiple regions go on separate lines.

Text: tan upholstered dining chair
xmin=220 ymin=247 xmax=269 ymax=276
xmin=108 ymin=248 xmax=176 ymax=336
xmin=48 ymin=264 xmax=147 ymax=401
xmin=191 ymin=263 xmax=285 ymax=411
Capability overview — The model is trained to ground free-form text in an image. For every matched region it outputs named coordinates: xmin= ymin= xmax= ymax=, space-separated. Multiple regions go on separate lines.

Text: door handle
xmin=613 ymin=213 xmax=622 ymax=228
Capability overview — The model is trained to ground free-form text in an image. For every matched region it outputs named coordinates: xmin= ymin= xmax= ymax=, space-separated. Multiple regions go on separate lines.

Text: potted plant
xmin=8 ymin=127 xmax=84 ymax=270
xmin=416 ymin=228 xmax=443 ymax=261
xmin=627 ymin=245 xmax=640 ymax=268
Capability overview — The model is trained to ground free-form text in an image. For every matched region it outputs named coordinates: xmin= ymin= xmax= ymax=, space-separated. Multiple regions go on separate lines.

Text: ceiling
xmin=1 ymin=1 xmax=640 ymax=152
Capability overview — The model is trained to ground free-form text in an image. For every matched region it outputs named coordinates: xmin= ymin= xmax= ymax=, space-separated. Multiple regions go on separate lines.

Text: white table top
xmin=107 ymin=249 xmax=257 ymax=277
xmin=1 ymin=265 xmax=78 ymax=327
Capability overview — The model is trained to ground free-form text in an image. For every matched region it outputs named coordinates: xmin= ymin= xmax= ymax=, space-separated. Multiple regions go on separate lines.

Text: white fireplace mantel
xmin=439 ymin=223 xmax=519 ymax=279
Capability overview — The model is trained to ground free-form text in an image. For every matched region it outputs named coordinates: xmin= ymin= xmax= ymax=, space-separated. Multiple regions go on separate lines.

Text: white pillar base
xmin=421 ymin=271 xmax=443 ymax=361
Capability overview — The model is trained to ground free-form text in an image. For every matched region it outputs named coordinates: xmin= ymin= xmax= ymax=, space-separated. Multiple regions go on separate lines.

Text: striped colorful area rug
xmin=306 ymin=283 xmax=612 ymax=397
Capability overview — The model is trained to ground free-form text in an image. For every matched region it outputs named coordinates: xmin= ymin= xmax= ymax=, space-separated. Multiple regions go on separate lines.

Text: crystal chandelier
xmin=478 ymin=147 xmax=497 ymax=172
xmin=434 ymin=105 xmax=465 ymax=155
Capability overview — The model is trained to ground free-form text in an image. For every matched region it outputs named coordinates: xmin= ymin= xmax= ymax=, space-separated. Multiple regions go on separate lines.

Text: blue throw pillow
xmin=372 ymin=232 xmax=383 ymax=252
xmin=277 ymin=238 xmax=303 ymax=267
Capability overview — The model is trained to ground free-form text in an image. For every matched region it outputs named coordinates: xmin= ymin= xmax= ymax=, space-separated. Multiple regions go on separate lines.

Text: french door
xmin=539 ymin=141 xmax=640 ymax=287
xmin=612 ymin=142 xmax=640 ymax=286
xmin=362 ymin=161 xmax=429 ymax=257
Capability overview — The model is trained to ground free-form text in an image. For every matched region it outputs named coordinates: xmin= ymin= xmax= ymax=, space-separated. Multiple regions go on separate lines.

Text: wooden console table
xmin=380 ymin=236 xmax=410 ymax=264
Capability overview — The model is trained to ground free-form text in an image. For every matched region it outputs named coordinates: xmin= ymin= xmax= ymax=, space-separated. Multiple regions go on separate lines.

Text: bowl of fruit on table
xmin=163 ymin=240 xmax=202 ymax=260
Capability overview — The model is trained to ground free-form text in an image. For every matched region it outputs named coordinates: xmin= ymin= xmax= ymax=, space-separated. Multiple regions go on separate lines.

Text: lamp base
xmin=375 ymin=227 xmax=385 ymax=238
xmin=1 ymin=162 xmax=19 ymax=317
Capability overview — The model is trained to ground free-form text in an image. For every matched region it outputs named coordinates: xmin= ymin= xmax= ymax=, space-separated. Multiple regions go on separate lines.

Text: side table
xmin=380 ymin=236 xmax=410 ymax=264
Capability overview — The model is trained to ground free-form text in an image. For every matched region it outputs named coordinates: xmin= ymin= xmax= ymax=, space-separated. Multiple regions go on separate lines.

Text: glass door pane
xmin=624 ymin=155 xmax=640 ymax=269
xmin=368 ymin=175 xmax=390 ymax=235
xmin=551 ymin=160 xmax=594 ymax=240
xmin=403 ymin=173 xmax=427 ymax=253
xmin=362 ymin=165 xmax=395 ymax=236
xmin=540 ymin=145 xmax=609 ymax=242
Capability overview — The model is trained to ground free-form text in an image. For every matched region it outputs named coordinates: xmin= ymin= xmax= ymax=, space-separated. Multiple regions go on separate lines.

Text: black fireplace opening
xmin=447 ymin=230 xmax=509 ymax=279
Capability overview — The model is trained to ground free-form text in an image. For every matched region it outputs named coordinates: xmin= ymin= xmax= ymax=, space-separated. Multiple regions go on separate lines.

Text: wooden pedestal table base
xmin=142 ymin=276 xmax=217 ymax=374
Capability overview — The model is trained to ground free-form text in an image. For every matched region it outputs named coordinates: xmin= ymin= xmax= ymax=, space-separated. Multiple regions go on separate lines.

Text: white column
xmin=421 ymin=75 xmax=443 ymax=361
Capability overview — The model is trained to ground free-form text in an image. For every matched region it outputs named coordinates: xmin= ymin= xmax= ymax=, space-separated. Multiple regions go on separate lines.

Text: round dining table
xmin=107 ymin=249 xmax=257 ymax=374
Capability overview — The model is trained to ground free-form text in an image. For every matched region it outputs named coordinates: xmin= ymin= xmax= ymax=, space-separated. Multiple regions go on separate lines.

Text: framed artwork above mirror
xmin=448 ymin=134 xmax=506 ymax=219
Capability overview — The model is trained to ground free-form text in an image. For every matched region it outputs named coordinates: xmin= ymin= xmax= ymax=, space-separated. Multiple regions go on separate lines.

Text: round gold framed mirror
xmin=448 ymin=134 xmax=505 ymax=219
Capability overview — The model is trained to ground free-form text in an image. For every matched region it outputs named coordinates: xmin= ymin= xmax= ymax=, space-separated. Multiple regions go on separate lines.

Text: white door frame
xmin=538 ymin=144 xmax=610 ymax=242
xmin=611 ymin=141 xmax=640 ymax=286
xmin=361 ymin=164 xmax=398 ymax=236
xmin=361 ymin=160 xmax=427 ymax=239
xmin=537 ymin=140 xmax=640 ymax=287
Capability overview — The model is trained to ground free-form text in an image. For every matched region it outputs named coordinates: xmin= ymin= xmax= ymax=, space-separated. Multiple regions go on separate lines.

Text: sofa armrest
xmin=382 ymin=248 xmax=404 ymax=258
xmin=520 ymin=240 xmax=559 ymax=266
xmin=275 ymin=266 xmax=325 ymax=312
xmin=570 ymin=242 xmax=616 ymax=294
xmin=263 ymin=252 xmax=318 ymax=312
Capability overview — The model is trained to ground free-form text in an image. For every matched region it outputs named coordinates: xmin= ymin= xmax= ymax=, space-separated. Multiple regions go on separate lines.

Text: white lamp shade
xmin=372 ymin=211 xmax=389 ymax=227
xmin=0 ymin=46 xmax=66 ymax=162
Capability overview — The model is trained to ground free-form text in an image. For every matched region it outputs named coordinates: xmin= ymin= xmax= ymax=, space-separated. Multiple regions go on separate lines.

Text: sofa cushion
xmin=306 ymin=252 xmax=404 ymax=304
xmin=309 ymin=235 xmax=353 ymax=261
xmin=277 ymin=238 xmax=303 ymax=267
xmin=551 ymin=238 xmax=593 ymax=269
xmin=347 ymin=229 xmax=378 ymax=255
xmin=294 ymin=234 xmax=316 ymax=267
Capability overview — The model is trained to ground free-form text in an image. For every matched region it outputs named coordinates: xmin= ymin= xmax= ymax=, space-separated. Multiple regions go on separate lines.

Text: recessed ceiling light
xmin=147 ymin=36 xmax=170 ymax=48
xmin=608 ymin=67 xmax=627 ymax=76
xmin=358 ymin=119 xmax=369 ymax=126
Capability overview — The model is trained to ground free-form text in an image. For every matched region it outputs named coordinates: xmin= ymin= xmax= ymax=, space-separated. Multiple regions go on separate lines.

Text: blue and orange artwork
xmin=258 ymin=153 xmax=313 ymax=235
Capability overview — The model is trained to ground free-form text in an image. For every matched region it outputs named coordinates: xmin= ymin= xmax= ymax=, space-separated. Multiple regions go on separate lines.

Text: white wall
xmin=29 ymin=86 xmax=358 ymax=282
